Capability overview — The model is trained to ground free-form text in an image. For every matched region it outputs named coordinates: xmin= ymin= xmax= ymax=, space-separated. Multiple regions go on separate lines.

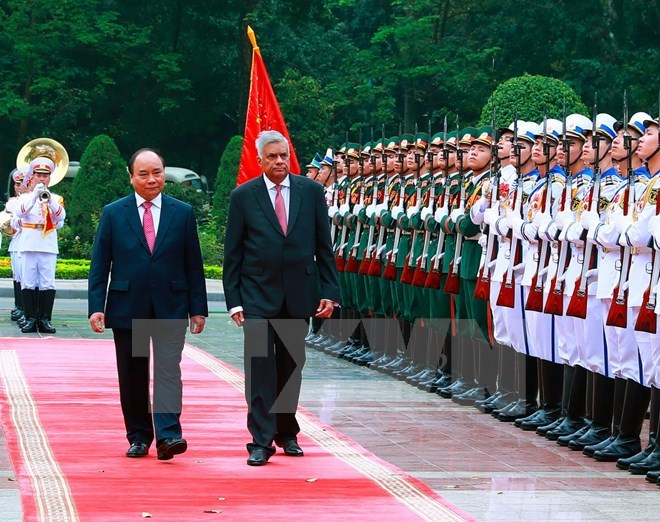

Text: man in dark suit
xmin=88 ymin=148 xmax=208 ymax=461
xmin=223 ymin=130 xmax=340 ymax=466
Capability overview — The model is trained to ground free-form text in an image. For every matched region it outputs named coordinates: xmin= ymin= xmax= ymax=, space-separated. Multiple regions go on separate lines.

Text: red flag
xmin=237 ymin=26 xmax=300 ymax=185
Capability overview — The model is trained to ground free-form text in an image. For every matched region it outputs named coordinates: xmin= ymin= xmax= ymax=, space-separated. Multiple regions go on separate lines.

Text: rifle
xmin=474 ymin=107 xmax=500 ymax=301
xmin=344 ymin=130 xmax=365 ymax=273
xmin=334 ymin=132 xmax=350 ymax=273
xmin=359 ymin=127 xmax=379 ymax=275
xmin=329 ymin=149 xmax=339 ymax=246
xmin=383 ymin=124 xmax=406 ymax=281
xmin=567 ymin=93 xmax=601 ymax=319
xmin=496 ymin=113 xmax=523 ymax=308
xmin=525 ymin=111 xmax=552 ymax=312
xmin=412 ymin=118 xmax=436 ymax=287
xmin=367 ymin=125 xmax=390 ymax=277
xmin=444 ymin=117 xmax=465 ymax=295
xmin=634 ymin=95 xmax=660 ymax=333
xmin=607 ymin=91 xmax=634 ymax=327
xmin=425 ymin=116 xmax=450 ymax=289
xmin=544 ymin=100 xmax=572 ymax=315
xmin=400 ymin=123 xmax=423 ymax=285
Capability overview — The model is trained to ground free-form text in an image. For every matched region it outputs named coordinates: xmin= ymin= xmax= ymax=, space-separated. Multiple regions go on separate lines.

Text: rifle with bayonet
xmin=329 ymin=148 xmax=339 ymax=246
xmin=367 ymin=125 xmax=390 ymax=277
xmin=401 ymin=123 xmax=423 ymax=285
xmin=425 ymin=116 xmax=450 ymax=289
xmin=444 ymin=117 xmax=465 ymax=295
xmin=383 ymin=124 xmax=406 ymax=281
xmin=334 ymin=132 xmax=350 ymax=273
xmin=345 ymin=130 xmax=365 ymax=273
xmin=525 ymin=111 xmax=553 ymax=312
xmin=359 ymin=127 xmax=379 ymax=275
xmin=544 ymin=100 xmax=572 ymax=315
xmin=412 ymin=118 xmax=435 ymax=287
xmin=474 ymin=107 xmax=500 ymax=301
xmin=567 ymin=93 xmax=601 ymax=319
xmin=607 ymin=91 xmax=634 ymax=327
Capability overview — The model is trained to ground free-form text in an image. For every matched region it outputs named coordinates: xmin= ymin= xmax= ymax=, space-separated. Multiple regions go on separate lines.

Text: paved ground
xmin=0 ymin=281 xmax=657 ymax=521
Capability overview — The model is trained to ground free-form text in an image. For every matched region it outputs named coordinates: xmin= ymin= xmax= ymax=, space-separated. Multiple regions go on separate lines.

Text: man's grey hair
xmin=255 ymin=130 xmax=290 ymax=158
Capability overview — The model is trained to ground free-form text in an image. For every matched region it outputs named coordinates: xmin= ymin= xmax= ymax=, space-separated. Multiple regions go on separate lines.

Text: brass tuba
xmin=16 ymin=138 xmax=69 ymax=188
xmin=0 ymin=210 xmax=15 ymax=238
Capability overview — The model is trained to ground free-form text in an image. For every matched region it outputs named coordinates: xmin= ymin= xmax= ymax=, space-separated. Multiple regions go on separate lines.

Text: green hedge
xmin=0 ymin=257 xmax=222 ymax=280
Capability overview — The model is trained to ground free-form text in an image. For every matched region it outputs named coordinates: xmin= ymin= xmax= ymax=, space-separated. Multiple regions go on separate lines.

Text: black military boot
xmin=11 ymin=280 xmax=24 ymax=321
xmin=498 ymin=353 xmax=538 ymax=422
xmin=618 ymin=386 xmax=658 ymax=470
xmin=37 ymin=289 xmax=57 ymax=334
xmin=538 ymin=364 xmax=575 ymax=436
xmin=480 ymin=343 xmax=516 ymax=413
xmin=583 ymin=376 xmax=624 ymax=457
xmin=548 ymin=365 xmax=588 ymax=441
xmin=568 ymin=372 xmax=614 ymax=451
xmin=520 ymin=360 xmax=563 ymax=431
xmin=594 ymin=379 xmax=650 ymax=461
xmin=20 ymin=288 xmax=39 ymax=333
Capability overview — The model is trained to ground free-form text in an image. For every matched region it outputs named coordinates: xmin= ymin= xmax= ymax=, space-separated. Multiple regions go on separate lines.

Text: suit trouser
xmin=113 ymin=322 xmax=187 ymax=446
xmin=244 ymin=307 xmax=308 ymax=453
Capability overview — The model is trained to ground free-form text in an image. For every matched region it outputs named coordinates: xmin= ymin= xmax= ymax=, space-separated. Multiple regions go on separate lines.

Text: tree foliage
xmin=68 ymin=134 xmax=131 ymax=242
xmin=480 ymin=75 xmax=589 ymax=127
xmin=212 ymin=136 xmax=243 ymax=230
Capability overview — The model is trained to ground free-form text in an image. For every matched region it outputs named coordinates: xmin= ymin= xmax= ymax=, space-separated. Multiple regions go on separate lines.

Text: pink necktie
xmin=142 ymin=201 xmax=156 ymax=252
xmin=274 ymin=185 xmax=287 ymax=235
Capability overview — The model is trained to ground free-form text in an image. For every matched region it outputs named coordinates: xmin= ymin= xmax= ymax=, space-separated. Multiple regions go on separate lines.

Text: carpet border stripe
xmin=0 ymin=350 xmax=78 ymax=522
xmin=184 ymin=345 xmax=469 ymax=522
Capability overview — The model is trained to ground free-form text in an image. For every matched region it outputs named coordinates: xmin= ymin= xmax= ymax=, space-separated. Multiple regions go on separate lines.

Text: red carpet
xmin=0 ymin=337 xmax=472 ymax=521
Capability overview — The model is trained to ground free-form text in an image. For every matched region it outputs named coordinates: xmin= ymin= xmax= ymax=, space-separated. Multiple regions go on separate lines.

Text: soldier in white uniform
xmin=5 ymin=167 xmax=28 ymax=325
xmin=14 ymin=157 xmax=66 ymax=334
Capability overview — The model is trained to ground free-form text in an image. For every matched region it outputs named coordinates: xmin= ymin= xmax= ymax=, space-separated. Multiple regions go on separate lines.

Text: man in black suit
xmin=88 ymin=148 xmax=208 ymax=461
xmin=223 ymin=130 xmax=340 ymax=466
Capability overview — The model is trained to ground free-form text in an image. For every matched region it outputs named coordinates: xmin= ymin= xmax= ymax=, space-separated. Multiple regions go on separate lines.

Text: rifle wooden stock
xmin=335 ymin=252 xmax=345 ymax=273
xmin=635 ymin=247 xmax=659 ymax=333
xmin=400 ymin=253 xmax=415 ymax=284
xmin=496 ymin=241 xmax=521 ymax=308
xmin=383 ymin=252 xmax=397 ymax=280
xmin=606 ymin=287 xmax=627 ymax=328
xmin=444 ymin=265 xmax=460 ymax=294
xmin=358 ymin=253 xmax=371 ymax=274
xmin=566 ymin=279 xmax=587 ymax=318
xmin=344 ymin=255 xmax=359 ymax=273
xmin=367 ymin=252 xmax=382 ymax=276
xmin=473 ymin=265 xmax=490 ymax=301
xmin=412 ymin=257 xmax=427 ymax=287
xmin=544 ymin=285 xmax=564 ymax=316
xmin=525 ymin=245 xmax=551 ymax=312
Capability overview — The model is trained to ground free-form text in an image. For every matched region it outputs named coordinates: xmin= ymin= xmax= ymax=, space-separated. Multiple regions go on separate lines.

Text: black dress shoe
xmin=37 ymin=318 xmax=56 ymax=334
xmin=156 ymin=438 xmax=187 ymax=460
xmin=628 ymin=447 xmax=660 ymax=475
xmin=593 ymin=436 xmax=641 ymax=462
xmin=247 ymin=447 xmax=271 ymax=466
xmin=568 ymin=425 xmax=610 ymax=451
xmin=547 ymin=417 xmax=586 ymax=441
xmin=536 ymin=416 xmax=563 ymax=436
xmin=126 ymin=442 xmax=149 ymax=458
xmin=519 ymin=408 xmax=561 ymax=431
xmin=277 ymin=440 xmax=304 ymax=456
xmin=646 ymin=470 xmax=660 ymax=483
xmin=617 ymin=443 xmax=655 ymax=470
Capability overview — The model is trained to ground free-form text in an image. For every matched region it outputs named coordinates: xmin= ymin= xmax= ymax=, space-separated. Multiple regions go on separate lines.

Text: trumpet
xmin=0 ymin=210 xmax=15 ymax=238
xmin=38 ymin=187 xmax=51 ymax=202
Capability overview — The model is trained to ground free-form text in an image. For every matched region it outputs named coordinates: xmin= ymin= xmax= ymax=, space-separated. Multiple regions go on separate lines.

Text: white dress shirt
xmin=263 ymin=173 xmax=290 ymax=221
xmin=135 ymin=192 xmax=162 ymax=236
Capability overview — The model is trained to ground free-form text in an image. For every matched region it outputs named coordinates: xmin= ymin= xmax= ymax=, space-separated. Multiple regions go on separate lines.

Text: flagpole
xmin=247 ymin=25 xmax=261 ymax=55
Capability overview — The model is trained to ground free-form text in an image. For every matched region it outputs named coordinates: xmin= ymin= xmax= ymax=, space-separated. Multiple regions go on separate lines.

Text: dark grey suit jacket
xmin=223 ymin=174 xmax=340 ymax=318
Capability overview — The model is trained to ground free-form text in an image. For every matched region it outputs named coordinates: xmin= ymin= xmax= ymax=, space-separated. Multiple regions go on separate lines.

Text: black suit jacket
xmin=88 ymin=194 xmax=208 ymax=329
xmin=223 ymin=174 xmax=340 ymax=318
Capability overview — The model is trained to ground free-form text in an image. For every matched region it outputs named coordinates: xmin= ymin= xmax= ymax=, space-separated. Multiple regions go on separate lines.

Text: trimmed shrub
xmin=212 ymin=135 xmax=243 ymax=230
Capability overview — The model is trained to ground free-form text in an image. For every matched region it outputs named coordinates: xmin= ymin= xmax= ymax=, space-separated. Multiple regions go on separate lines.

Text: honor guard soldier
xmin=4 ymin=167 xmax=28 ymax=325
xmin=14 ymin=157 xmax=66 ymax=333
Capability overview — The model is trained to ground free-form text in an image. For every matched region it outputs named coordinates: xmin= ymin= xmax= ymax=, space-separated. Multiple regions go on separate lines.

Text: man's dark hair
xmin=127 ymin=148 xmax=166 ymax=175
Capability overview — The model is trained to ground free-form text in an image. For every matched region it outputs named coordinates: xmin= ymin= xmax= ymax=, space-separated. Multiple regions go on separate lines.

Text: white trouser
xmin=21 ymin=252 xmax=57 ymax=290
xmin=555 ymin=309 xmax=578 ymax=366
xmin=602 ymin=298 xmax=640 ymax=382
xmin=572 ymin=295 xmax=608 ymax=375
xmin=10 ymin=251 xmax=22 ymax=283
xmin=632 ymin=307 xmax=657 ymax=388
xmin=522 ymin=287 xmax=557 ymax=362
xmin=490 ymin=281 xmax=511 ymax=347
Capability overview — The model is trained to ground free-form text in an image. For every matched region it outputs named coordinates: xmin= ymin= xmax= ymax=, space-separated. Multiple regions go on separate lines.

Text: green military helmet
xmin=472 ymin=125 xmax=494 ymax=147
xmin=372 ymin=138 xmax=384 ymax=153
xmin=399 ymin=133 xmax=415 ymax=151
xmin=384 ymin=136 xmax=399 ymax=152
xmin=444 ymin=130 xmax=459 ymax=149
xmin=337 ymin=142 xmax=348 ymax=157
xmin=414 ymin=132 xmax=430 ymax=151
xmin=345 ymin=142 xmax=361 ymax=160
xmin=459 ymin=127 xmax=479 ymax=146
xmin=430 ymin=132 xmax=445 ymax=147
xmin=361 ymin=141 xmax=373 ymax=158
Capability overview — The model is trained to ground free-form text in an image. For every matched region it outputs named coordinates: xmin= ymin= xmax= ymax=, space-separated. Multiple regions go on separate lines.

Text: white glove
xmin=48 ymin=197 xmax=61 ymax=214
xmin=391 ymin=206 xmax=404 ymax=220
xmin=648 ymin=215 xmax=660 ymax=236
xmin=580 ymin=210 xmax=600 ymax=231
xmin=420 ymin=207 xmax=433 ymax=223
xmin=406 ymin=205 xmax=419 ymax=219
xmin=328 ymin=205 xmax=339 ymax=219
xmin=476 ymin=196 xmax=489 ymax=213
xmin=450 ymin=208 xmax=463 ymax=223
xmin=555 ymin=209 xmax=574 ymax=231
xmin=10 ymin=216 xmax=21 ymax=230
xmin=375 ymin=203 xmax=388 ymax=216
xmin=483 ymin=208 xmax=499 ymax=227
xmin=507 ymin=214 xmax=525 ymax=240
xmin=495 ymin=217 xmax=510 ymax=236
xmin=533 ymin=210 xmax=551 ymax=227
xmin=352 ymin=203 xmax=364 ymax=216
xmin=365 ymin=205 xmax=377 ymax=218
xmin=434 ymin=206 xmax=448 ymax=222
xmin=478 ymin=234 xmax=488 ymax=248
xmin=338 ymin=203 xmax=350 ymax=217
xmin=614 ymin=214 xmax=633 ymax=234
